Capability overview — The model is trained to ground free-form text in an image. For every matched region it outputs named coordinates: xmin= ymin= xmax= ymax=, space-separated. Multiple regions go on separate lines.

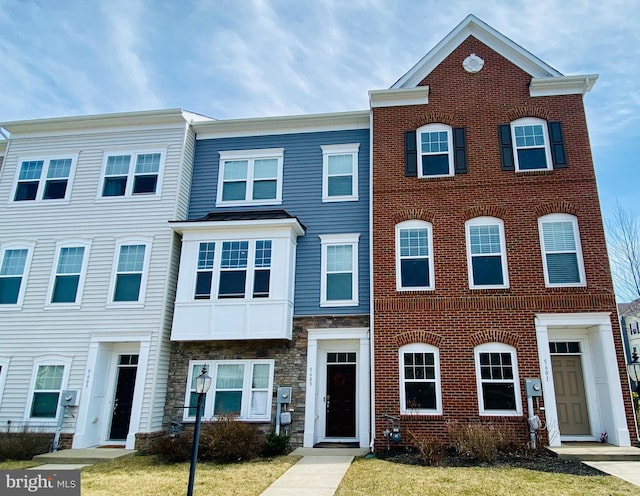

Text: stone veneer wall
xmin=164 ymin=315 xmax=369 ymax=448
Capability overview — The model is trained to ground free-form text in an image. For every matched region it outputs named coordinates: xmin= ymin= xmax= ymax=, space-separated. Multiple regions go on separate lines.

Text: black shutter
xmin=498 ymin=124 xmax=514 ymax=171
xmin=548 ymin=121 xmax=567 ymax=169
xmin=453 ymin=127 xmax=467 ymax=174
xmin=405 ymin=130 xmax=417 ymax=177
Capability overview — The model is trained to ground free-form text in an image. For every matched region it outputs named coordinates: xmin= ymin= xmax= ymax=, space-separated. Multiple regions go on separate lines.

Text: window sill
xmin=320 ymin=300 xmax=359 ymax=308
xmin=215 ymin=199 xmax=282 ymax=208
xmin=9 ymin=199 xmax=71 ymax=206
xmin=396 ymin=287 xmax=435 ymax=292
xmin=478 ymin=411 xmax=523 ymax=417
xmin=43 ymin=303 xmax=82 ymax=310
xmin=322 ymin=196 xmax=359 ymax=203
xmin=417 ymin=174 xmax=455 ymax=181
xmin=96 ymin=195 xmax=162 ymax=202
xmin=106 ymin=302 xmax=146 ymax=309
xmin=0 ymin=304 xmax=24 ymax=311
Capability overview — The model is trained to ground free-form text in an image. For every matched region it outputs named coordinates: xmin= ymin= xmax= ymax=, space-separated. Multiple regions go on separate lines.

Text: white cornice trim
xmin=392 ymin=14 xmax=562 ymax=89
xmin=369 ymin=87 xmax=430 ymax=108
xmin=193 ymin=110 xmax=370 ymax=139
xmin=1 ymin=109 xmax=213 ymax=137
xmin=170 ymin=217 xmax=306 ymax=236
xmin=529 ymin=74 xmax=598 ymax=97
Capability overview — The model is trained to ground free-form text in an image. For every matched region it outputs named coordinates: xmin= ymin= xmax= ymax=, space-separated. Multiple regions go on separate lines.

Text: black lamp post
xmin=187 ymin=366 xmax=212 ymax=496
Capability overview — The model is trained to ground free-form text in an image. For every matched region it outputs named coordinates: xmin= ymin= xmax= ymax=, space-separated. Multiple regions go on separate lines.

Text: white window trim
xmin=416 ymin=123 xmax=454 ymax=178
xmin=25 ymin=355 xmax=72 ymax=424
xmin=0 ymin=241 xmax=36 ymax=310
xmin=183 ymin=359 xmax=275 ymax=422
xmin=45 ymin=239 xmax=92 ymax=307
xmin=216 ymin=148 xmax=284 ymax=207
xmin=321 ymin=143 xmax=359 ymax=202
xmin=465 ymin=217 xmax=509 ymax=289
xmin=192 ymin=239 xmax=272 ymax=301
xmin=474 ymin=343 xmax=522 ymax=416
xmin=107 ymin=236 xmax=153 ymax=307
xmin=97 ymin=149 xmax=166 ymax=199
xmin=538 ymin=213 xmax=586 ymax=288
xmin=511 ymin=117 xmax=553 ymax=172
xmin=395 ymin=220 xmax=435 ymax=291
xmin=399 ymin=343 xmax=442 ymax=415
xmin=319 ymin=233 xmax=360 ymax=307
xmin=11 ymin=155 xmax=78 ymax=204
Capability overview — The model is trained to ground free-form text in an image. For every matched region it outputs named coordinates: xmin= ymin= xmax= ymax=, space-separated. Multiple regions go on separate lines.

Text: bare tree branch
xmin=606 ymin=200 xmax=640 ymax=303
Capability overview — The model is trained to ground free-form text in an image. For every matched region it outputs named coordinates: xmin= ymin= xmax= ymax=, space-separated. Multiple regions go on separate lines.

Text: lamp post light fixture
xmin=627 ymin=351 xmax=640 ymax=390
xmin=187 ymin=365 xmax=212 ymax=496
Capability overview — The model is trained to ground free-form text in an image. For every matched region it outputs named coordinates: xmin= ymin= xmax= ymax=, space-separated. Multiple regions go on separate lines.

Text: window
xmin=631 ymin=322 xmax=639 ymax=336
xmin=538 ymin=214 xmax=585 ymax=287
xmin=195 ymin=242 xmax=215 ymax=299
xmin=320 ymin=233 xmax=359 ymax=306
xmin=500 ymin=118 xmax=567 ymax=172
xmin=193 ymin=240 xmax=272 ymax=300
xmin=100 ymin=151 xmax=164 ymax=197
xmin=49 ymin=243 xmax=90 ymax=304
xmin=395 ymin=220 xmax=434 ymax=291
xmin=110 ymin=239 xmax=151 ymax=303
xmin=465 ymin=217 xmax=509 ymax=289
xmin=474 ymin=343 xmax=522 ymax=415
xmin=417 ymin=124 xmax=453 ymax=177
xmin=399 ymin=344 xmax=441 ymax=414
xmin=184 ymin=360 xmax=274 ymax=421
xmin=511 ymin=118 xmax=552 ymax=171
xmin=13 ymin=157 xmax=76 ymax=202
xmin=0 ymin=243 xmax=34 ymax=306
xmin=27 ymin=358 xmax=70 ymax=421
xmin=321 ymin=144 xmax=359 ymax=201
xmin=216 ymin=149 xmax=284 ymax=206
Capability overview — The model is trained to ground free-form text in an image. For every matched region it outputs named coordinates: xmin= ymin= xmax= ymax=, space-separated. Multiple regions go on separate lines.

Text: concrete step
xmin=33 ymin=448 xmax=136 ymax=465
xmin=547 ymin=443 xmax=640 ymax=462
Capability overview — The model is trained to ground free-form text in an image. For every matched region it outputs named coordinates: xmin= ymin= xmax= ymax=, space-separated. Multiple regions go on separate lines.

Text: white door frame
xmin=73 ymin=332 xmax=150 ymax=450
xmin=535 ymin=313 xmax=631 ymax=447
xmin=303 ymin=328 xmax=370 ymax=448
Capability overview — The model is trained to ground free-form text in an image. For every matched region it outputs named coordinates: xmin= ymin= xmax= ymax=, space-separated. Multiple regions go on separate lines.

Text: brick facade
xmin=164 ymin=315 xmax=369 ymax=448
xmin=371 ymin=36 xmax=635 ymax=450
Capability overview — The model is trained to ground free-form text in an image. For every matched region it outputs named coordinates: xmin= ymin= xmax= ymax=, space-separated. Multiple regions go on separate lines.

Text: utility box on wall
xmin=524 ymin=379 xmax=542 ymax=397
xmin=60 ymin=390 xmax=79 ymax=406
xmin=277 ymin=386 xmax=292 ymax=404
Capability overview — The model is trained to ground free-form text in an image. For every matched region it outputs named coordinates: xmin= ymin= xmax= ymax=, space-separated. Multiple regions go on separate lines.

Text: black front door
xmin=325 ymin=363 xmax=356 ymax=437
xmin=109 ymin=355 xmax=138 ymax=441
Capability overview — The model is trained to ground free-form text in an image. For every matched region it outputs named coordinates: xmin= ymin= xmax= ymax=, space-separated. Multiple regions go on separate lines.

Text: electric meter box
xmin=277 ymin=386 xmax=292 ymax=404
xmin=279 ymin=412 xmax=292 ymax=425
xmin=60 ymin=390 xmax=79 ymax=406
xmin=524 ymin=378 xmax=542 ymax=397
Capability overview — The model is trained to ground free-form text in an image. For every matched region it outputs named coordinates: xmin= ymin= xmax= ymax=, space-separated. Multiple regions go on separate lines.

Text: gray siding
xmin=191 ymin=129 xmax=370 ymax=316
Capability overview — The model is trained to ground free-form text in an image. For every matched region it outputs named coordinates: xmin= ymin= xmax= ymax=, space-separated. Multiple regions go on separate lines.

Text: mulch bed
xmin=375 ymin=447 xmax=605 ymax=476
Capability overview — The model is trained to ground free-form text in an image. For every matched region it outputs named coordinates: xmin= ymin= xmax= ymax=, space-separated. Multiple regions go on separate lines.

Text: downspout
xmin=368 ymin=105 xmax=376 ymax=453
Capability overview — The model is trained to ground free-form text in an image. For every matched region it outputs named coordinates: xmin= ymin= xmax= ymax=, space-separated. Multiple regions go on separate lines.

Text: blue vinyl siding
xmin=190 ymin=129 xmax=370 ymax=316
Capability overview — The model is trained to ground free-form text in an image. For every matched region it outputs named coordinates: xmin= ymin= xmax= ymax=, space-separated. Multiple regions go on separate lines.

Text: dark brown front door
xmin=552 ymin=355 xmax=590 ymax=436
xmin=109 ymin=355 xmax=138 ymax=441
xmin=325 ymin=364 xmax=356 ymax=437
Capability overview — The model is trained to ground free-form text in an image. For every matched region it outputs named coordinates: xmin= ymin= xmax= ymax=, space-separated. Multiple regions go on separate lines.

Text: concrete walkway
xmin=29 ymin=448 xmax=135 ymax=471
xmin=259 ymin=448 xmax=368 ymax=496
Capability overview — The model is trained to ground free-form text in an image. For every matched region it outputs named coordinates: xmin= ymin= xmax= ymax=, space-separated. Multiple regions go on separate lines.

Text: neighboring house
xmin=619 ymin=300 xmax=640 ymax=364
xmin=369 ymin=15 xmax=634 ymax=448
xmin=163 ymin=112 xmax=372 ymax=448
xmin=0 ymin=109 xmax=210 ymax=450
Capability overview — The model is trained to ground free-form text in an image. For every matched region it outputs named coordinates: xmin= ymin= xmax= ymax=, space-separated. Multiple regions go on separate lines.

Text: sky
xmin=0 ymin=0 xmax=639 ymax=290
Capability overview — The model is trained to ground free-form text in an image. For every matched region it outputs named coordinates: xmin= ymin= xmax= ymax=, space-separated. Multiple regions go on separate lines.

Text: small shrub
xmin=150 ymin=431 xmax=192 ymax=464
xmin=0 ymin=428 xmax=52 ymax=460
xmin=263 ymin=431 xmax=290 ymax=457
xmin=199 ymin=417 xmax=264 ymax=464
xmin=407 ymin=430 xmax=445 ymax=466
xmin=447 ymin=421 xmax=519 ymax=462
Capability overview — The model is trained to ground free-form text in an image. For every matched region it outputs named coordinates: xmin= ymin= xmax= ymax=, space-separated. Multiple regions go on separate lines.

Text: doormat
xmin=313 ymin=442 xmax=359 ymax=448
